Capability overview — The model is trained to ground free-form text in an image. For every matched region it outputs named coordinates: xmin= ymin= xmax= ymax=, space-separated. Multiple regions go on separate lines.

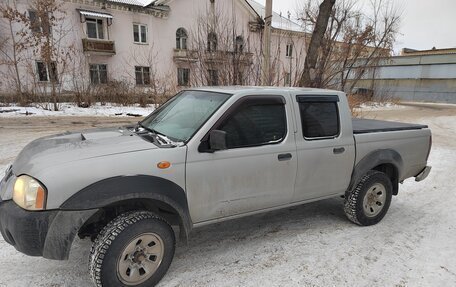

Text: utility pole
xmin=261 ymin=0 xmax=272 ymax=86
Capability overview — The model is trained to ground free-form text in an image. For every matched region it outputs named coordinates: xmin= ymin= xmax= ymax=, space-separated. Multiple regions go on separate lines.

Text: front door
xmin=186 ymin=95 xmax=298 ymax=224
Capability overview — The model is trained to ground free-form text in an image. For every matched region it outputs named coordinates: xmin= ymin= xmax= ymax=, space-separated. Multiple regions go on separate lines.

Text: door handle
xmin=333 ymin=147 xmax=345 ymax=154
xmin=278 ymin=153 xmax=292 ymax=161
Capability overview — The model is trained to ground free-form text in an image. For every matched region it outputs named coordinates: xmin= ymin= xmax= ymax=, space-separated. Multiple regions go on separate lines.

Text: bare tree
xmin=183 ymin=9 xmax=255 ymax=87
xmin=122 ymin=44 xmax=177 ymax=106
xmin=298 ymin=0 xmax=400 ymax=94
xmin=299 ymin=0 xmax=336 ymax=87
xmin=19 ymin=0 xmax=75 ymax=110
xmin=342 ymin=0 xmax=400 ymax=94
xmin=181 ymin=7 xmax=306 ymax=89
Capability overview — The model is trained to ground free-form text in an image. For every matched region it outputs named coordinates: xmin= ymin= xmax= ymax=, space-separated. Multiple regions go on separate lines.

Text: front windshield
xmin=140 ymin=90 xmax=232 ymax=142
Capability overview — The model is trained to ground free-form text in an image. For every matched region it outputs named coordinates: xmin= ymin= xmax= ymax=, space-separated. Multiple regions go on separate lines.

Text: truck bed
xmin=352 ymin=118 xmax=428 ymax=134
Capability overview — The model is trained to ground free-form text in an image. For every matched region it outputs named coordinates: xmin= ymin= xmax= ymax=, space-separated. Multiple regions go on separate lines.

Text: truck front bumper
xmin=0 ymin=199 xmax=98 ymax=260
xmin=415 ymin=166 xmax=432 ymax=182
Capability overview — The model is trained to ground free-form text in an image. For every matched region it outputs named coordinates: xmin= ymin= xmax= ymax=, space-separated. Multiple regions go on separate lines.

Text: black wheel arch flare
xmin=60 ymin=175 xmax=192 ymax=241
xmin=349 ymin=149 xmax=403 ymax=195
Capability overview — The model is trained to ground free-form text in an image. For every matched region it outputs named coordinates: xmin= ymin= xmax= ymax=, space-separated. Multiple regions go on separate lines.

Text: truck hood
xmin=12 ymin=127 xmax=158 ymax=176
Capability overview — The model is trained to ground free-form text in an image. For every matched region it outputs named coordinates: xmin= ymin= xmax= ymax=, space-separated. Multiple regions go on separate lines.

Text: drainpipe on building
xmin=261 ymin=0 xmax=272 ymax=86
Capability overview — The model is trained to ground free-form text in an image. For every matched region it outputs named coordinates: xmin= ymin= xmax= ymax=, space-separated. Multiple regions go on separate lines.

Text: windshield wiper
xmin=136 ymin=122 xmax=184 ymax=147
xmin=154 ymin=133 xmax=185 ymax=147
xmin=136 ymin=121 xmax=152 ymax=133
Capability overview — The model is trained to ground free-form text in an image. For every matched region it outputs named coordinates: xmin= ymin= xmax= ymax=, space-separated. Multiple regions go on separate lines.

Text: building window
xmin=284 ymin=72 xmax=291 ymax=86
xmin=235 ymin=36 xmax=244 ymax=53
xmin=133 ymin=24 xmax=147 ymax=44
xmin=177 ymin=68 xmax=190 ymax=86
xmin=286 ymin=43 xmax=293 ymax=57
xmin=87 ymin=18 xmax=104 ymax=40
xmin=36 ymin=61 xmax=58 ymax=82
xmin=208 ymin=69 xmax=218 ymax=86
xmin=236 ymin=71 xmax=243 ymax=85
xmin=176 ymin=28 xmax=188 ymax=50
xmin=29 ymin=10 xmax=50 ymax=34
xmin=90 ymin=64 xmax=108 ymax=84
xmin=135 ymin=66 xmax=151 ymax=85
xmin=207 ymin=32 xmax=217 ymax=52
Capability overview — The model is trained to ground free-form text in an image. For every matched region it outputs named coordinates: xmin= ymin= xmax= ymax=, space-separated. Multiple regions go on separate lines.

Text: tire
xmin=344 ymin=170 xmax=393 ymax=226
xmin=89 ymin=211 xmax=175 ymax=287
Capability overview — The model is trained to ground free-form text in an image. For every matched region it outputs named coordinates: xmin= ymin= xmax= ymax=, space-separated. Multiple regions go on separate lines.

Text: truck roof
xmin=188 ymin=86 xmax=343 ymax=95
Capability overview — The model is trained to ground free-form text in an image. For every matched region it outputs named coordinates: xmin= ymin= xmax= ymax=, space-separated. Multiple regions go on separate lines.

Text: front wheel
xmin=89 ymin=211 xmax=175 ymax=287
xmin=344 ymin=170 xmax=393 ymax=226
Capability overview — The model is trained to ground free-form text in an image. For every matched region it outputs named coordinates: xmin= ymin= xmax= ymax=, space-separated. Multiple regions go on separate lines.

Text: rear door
xmin=292 ymin=93 xmax=355 ymax=202
xmin=186 ymin=94 xmax=298 ymax=224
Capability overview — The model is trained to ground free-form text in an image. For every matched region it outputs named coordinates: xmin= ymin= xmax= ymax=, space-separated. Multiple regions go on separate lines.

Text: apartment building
xmin=0 ymin=0 xmax=307 ymax=95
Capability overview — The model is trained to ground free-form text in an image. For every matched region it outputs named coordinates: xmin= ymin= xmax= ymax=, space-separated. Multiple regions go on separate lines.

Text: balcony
xmin=173 ymin=49 xmax=198 ymax=62
xmin=204 ymin=50 xmax=254 ymax=65
xmin=82 ymin=38 xmax=116 ymax=55
xmin=173 ymin=49 xmax=253 ymax=65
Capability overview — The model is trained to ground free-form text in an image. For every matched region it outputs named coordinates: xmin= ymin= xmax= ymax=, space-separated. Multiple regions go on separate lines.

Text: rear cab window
xmin=297 ymin=95 xmax=340 ymax=140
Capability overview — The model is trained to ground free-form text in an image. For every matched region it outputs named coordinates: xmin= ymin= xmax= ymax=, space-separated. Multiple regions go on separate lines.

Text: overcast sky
xmin=255 ymin=0 xmax=456 ymax=53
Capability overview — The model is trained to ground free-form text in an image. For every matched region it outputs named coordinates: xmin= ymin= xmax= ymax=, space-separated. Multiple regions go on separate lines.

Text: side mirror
xmin=209 ymin=130 xmax=227 ymax=151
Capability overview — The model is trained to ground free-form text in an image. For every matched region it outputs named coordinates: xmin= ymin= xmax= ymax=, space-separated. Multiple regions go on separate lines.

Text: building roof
xmin=105 ymin=0 xmax=303 ymax=33
xmin=245 ymin=0 xmax=302 ymax=32
xmin=108 ymin=0 xmax=173 ymax=7
xmin=401 ymin=47 xmax=456 ymax=56
xmin=108 ymin=0 xmax=154 ymax=7
xmin=78 ymin=9 xmax=113 ymax=19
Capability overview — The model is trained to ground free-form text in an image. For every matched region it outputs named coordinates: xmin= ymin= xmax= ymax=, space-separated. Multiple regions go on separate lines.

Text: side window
xmin=87 ymin=18 xmax=104 ymax=39
xmin=298 ymin=98 xmax=339 ymax=139
xmin=218 ymin=98 xmax=287 ymax=149
xmin=207 ymin=69 xmax=218 ymax=86
xmin=286 ymin=43 xmax=293 ymax=57
xmin=177 ymin=68 xmax=190 ymax=86
xmin=29 ymin=10 xmax=51 ymax=34
xmin=36 ymin=61 xmax=58 ymax=82
xmin=176 ymin=28 xmax=188 ymax=50
xmin=135 ymin=66 xmax=150 ymax=85
xmin=133 ymin=24 xmax=147 ymax=44
xmin=90 ymin=64 xmax=108 ymax=84
xmin=207 ymin=32 xmax=217 ymax=52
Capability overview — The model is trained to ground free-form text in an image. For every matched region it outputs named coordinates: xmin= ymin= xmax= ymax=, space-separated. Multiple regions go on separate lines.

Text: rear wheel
xmin=89 ymin=211 xmax=175 ymax=287
xmin=344 ymin=170 xmax=393 ymax=226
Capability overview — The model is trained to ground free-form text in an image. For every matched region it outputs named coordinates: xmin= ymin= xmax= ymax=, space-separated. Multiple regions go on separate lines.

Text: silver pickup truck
xmin=0 ymin=87 xmax=431 ymax=287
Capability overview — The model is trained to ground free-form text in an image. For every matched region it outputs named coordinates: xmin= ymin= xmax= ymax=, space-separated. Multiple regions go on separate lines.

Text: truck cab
xmin=183 ymin=88 xmax=355 ymax=224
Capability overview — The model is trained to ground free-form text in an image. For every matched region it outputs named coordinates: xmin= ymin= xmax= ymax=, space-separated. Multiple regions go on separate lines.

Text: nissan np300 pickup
xmin=0 ymin=87 xmax=432 ymax=287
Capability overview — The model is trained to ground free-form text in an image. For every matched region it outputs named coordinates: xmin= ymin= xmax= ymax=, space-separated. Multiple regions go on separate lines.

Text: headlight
xmin=13 ymin=175 xmax=47 ymax=211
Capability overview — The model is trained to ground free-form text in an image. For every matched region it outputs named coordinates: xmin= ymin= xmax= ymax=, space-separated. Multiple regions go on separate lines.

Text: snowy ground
xmin=0 ymin=103 xmax=455 ymax=287
xmin=0 ymin=102 xmax=155 ymax=118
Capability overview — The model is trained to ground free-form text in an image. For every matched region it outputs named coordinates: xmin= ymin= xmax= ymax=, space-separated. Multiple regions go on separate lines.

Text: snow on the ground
xmin=0 ymin=103 xmax=155 ymax=117
xmin=356 ymin=102 xmax=406 ymax=111
xmin=0 ymin=105 xmax=455 ymax=287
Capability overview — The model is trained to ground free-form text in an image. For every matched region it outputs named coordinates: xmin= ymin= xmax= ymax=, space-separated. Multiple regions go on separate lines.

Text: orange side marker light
xmin=157 ymin=161 xmax=171 ymax=169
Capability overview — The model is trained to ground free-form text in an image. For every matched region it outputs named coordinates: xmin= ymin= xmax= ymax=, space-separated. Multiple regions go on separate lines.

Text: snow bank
xmin=0 ymin=103 xmax=155 ymax=118
xmin=356 ymin=102 xmax=406 ymax=111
